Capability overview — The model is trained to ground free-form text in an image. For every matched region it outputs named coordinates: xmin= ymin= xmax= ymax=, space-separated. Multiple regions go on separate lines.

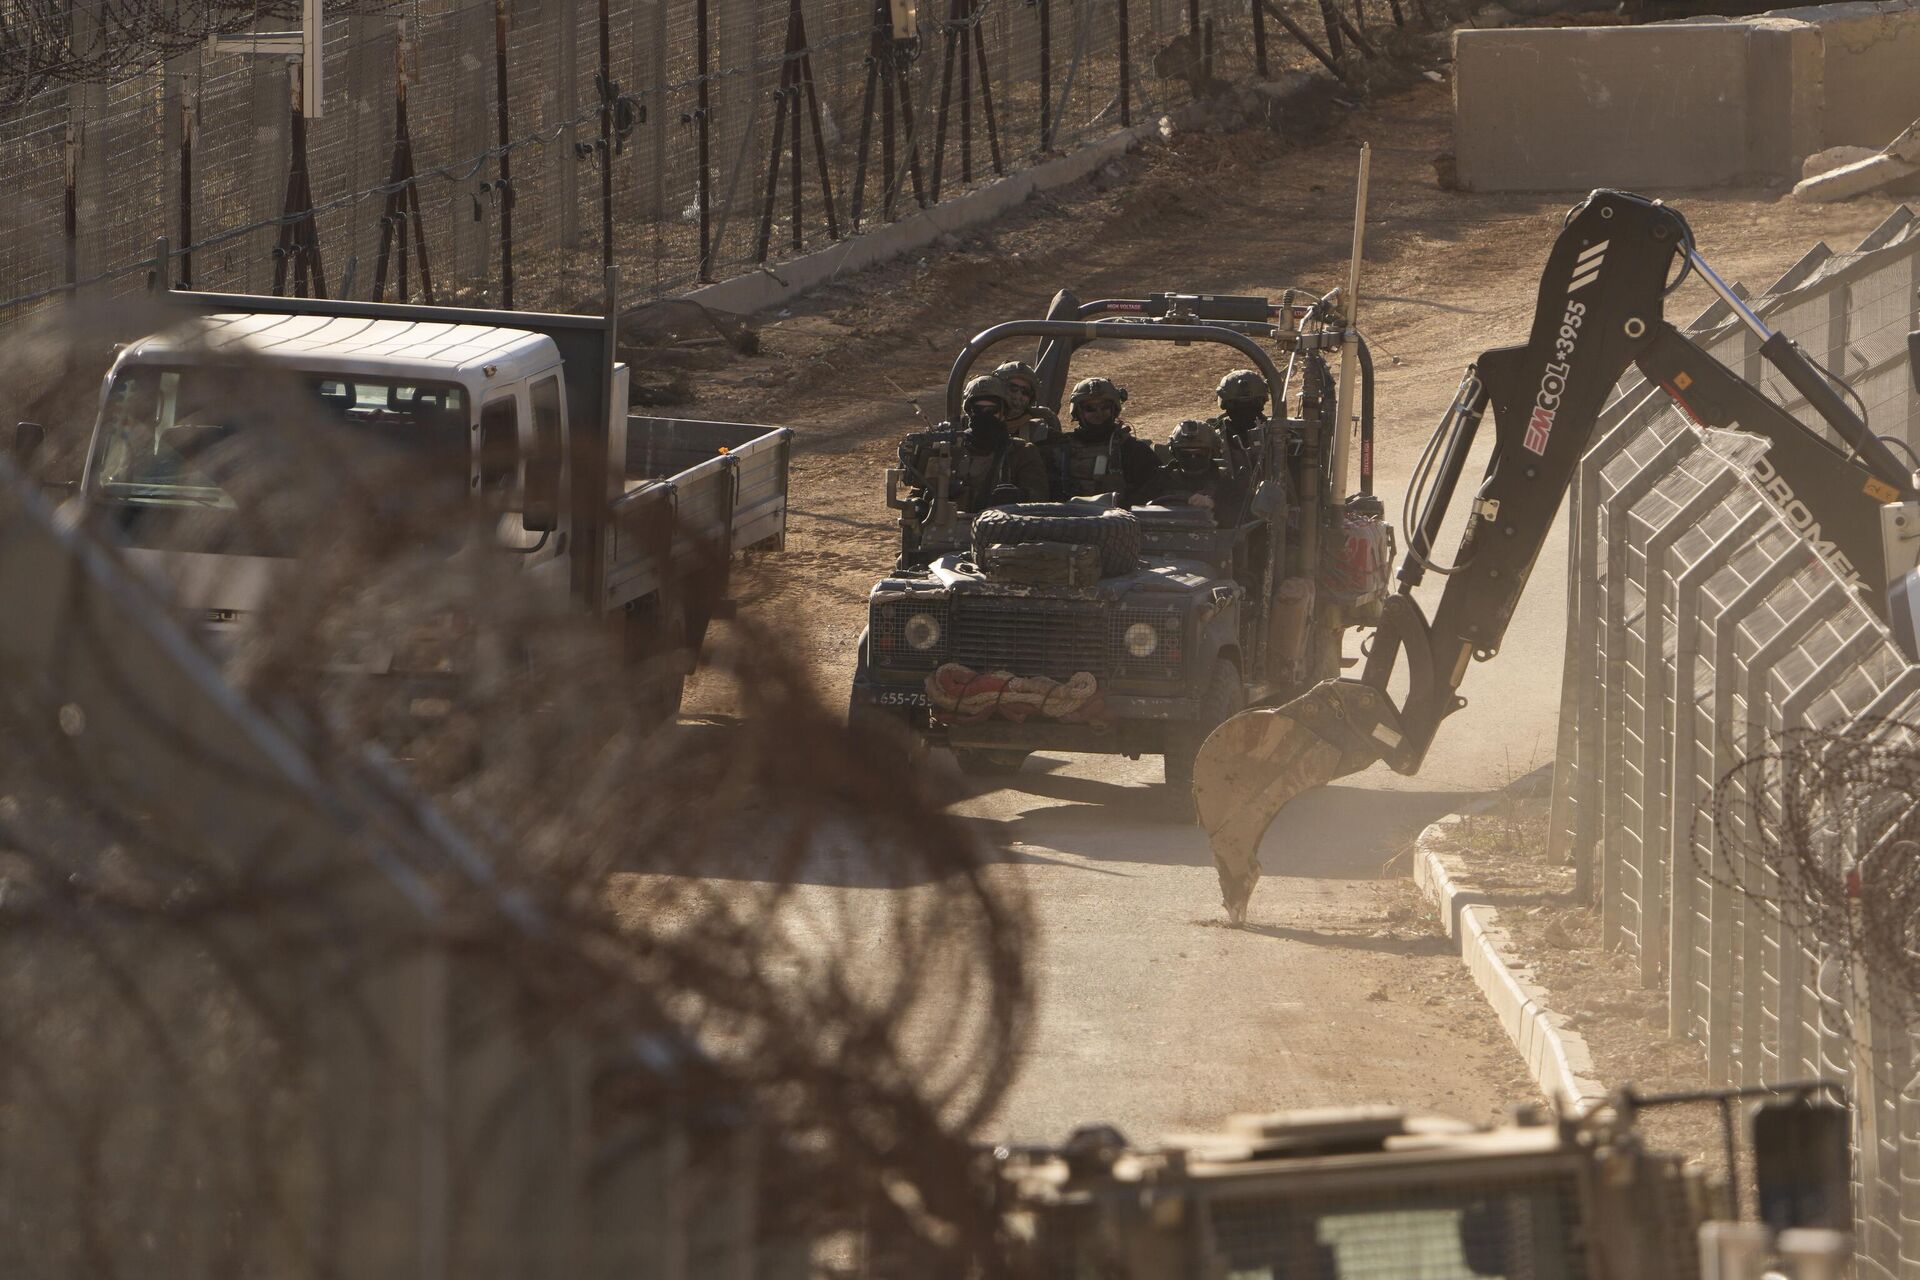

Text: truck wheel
xmin=952 ymin=748 xmax=1030 ymax=777
xmin=1163 ymin=658 xmax=1244 ymax=812
xmin=626 ymin=596 xmax=691 ymax=723
xmin=972 ymin=503 xmax=1142 ymax=577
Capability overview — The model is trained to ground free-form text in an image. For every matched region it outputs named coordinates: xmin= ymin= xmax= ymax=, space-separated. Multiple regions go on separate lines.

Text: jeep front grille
xmin=947 ymin=598 xmax=1109 ymax=679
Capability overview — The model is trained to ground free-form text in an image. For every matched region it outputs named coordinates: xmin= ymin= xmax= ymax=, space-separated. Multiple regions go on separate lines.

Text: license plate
xmin=875 ymin=689 xmax=928 ymax=707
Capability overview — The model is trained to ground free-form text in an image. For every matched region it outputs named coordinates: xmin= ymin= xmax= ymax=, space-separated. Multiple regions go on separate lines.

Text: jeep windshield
xmin=88 ymin=364 xmax=470 ymax=556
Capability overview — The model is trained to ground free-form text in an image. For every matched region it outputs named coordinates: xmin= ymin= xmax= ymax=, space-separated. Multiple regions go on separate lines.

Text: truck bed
xmin=603 ymin=416 xmax=792 ymax=612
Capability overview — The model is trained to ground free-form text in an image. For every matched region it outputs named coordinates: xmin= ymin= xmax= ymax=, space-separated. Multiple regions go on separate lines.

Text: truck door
xmin=476 ymin=380 xmax=567 ymax=591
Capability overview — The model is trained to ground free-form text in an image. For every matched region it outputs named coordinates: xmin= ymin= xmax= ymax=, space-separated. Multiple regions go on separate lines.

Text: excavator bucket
xmin=1191 ymin=681 xmax=1394 ymax=924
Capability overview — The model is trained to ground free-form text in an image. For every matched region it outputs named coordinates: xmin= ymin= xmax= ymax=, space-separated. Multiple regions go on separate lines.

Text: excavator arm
xmin=1193 ymin=189 xmax=1920 ymax=922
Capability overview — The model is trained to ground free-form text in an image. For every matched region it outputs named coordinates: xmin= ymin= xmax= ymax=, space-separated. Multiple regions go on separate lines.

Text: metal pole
xmin=1251 ymin=0 xmax=1268 ymax=75
xmin=800 ymin=41 xmax=840 ymax=239
xmin=178 ymin=92 xmax=195 ymax=288
xmin=850 ymin=1 xmax=882 ymax=229
xmin=696 ymin=0 xmax=712 ymax=280
xmin=972 ymin=13 xmax=1002 ymax=174
xmin=959 ymin=0 xmax=972 ymax=183
xmin=598 ymin=0 xmax=614 ymax=275
xmin=1116 ymin=0 xmax=1130 ymax=128
xmin=1329 ymin=142 xmax=1370 ymax=502
xmin=1318 ymin=0 xmax=1344 ymax=60
xmin=1039 ymin=0 xmax=1051 ymax=148
xmin=1256 ymin=0 xmax=1343 ymax=83
xmin=1686 ymin=247 xmax=1774 ymax=344
xmin=493 ymin=0 xmax=515 ymax=308
xmin=930 ymin=0 xmax=958 ymax=199
xmin=63 ymin=117 xmax=78 ymax=294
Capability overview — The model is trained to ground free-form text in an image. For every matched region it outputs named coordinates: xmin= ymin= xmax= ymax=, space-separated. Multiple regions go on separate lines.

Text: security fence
xmin=0 ymin=0 xmax=1416 ymax=331
xmin=1549 ymin=205 xmax=1920 ymax=1276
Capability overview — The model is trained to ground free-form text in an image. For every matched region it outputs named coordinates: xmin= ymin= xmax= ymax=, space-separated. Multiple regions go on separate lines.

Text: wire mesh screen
xmin=0 ymin=0 xmax=1415 ymax=329
xmin=1550 ymin=206 xmax=1920 ymax=1277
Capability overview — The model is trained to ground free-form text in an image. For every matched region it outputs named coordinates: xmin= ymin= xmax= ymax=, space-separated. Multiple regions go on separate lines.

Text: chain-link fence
xmin=0 ymin=0 xmax=1423 ymax=331
xmin=1549 ymin=206 xmax=1920 ymax=1277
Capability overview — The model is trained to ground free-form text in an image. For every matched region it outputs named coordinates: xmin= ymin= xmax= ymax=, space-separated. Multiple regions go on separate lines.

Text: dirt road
xmin=679 ymin=78 xmax=1906 ymax=1143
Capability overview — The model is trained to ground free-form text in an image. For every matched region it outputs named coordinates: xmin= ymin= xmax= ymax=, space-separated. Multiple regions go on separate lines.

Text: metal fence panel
xmin=1552 ymin=208 xmax=1920 ymax=1276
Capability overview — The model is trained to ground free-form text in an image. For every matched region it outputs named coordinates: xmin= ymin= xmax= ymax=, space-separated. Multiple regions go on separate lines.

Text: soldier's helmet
xmin=1216 ymin=369 xmax=1269 ymax=408
xmin=1069 ymin=376 xmax=1128 ymax=408
xmin=993 ymin=360 xmax=1040 ymax=398
xmin=962 ymin=374 xmax=1012 ymax=413
xmin=1169 ymin=418 xmax=1221 ymax=458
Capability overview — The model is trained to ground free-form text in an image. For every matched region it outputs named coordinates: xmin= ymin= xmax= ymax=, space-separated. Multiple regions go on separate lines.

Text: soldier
xmin=1156 ymin=418 xmax=1246 ymax=522
xmin=1051 ymin=376 xmax=1166 ymax=506
xmin=1209 ymin=369 xmax=1272 ymax=456
xmin=993 ymin=360 xmax=1062 ymax=444
xmin=944 ymin=374 xmax=1051 ymax=512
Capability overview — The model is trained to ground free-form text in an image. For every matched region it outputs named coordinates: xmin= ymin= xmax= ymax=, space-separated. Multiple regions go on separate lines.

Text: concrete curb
xmin=678 ymin=125 xmax=1152 ymax=318
xmin=1413 ymin=815 xmax=1608 ymax=1112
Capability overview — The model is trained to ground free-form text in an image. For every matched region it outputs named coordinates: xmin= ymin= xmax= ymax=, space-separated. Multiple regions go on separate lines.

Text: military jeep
xmin=849 ymin=291 xmax=1386 ymax=801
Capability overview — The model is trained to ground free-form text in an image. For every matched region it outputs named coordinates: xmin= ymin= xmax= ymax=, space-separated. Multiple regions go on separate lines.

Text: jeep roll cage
xmin=941 ymin=288 xmax=1331 ymax=423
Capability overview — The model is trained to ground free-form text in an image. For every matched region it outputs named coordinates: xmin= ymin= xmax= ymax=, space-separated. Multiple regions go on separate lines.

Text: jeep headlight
xmin=1124 ymin=621 xmax=1159 ymax=658
xmin=905 ymin=611 xmax=943 ymax=651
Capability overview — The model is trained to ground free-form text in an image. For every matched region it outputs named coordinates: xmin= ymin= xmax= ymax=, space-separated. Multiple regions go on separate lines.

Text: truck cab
xmin=85 ymin=311 xmax=596 ymax=621
xmin=70 ymin=288 xmax=791 ymax=715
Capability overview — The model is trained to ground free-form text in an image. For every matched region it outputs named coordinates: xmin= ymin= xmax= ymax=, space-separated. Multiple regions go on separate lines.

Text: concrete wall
xmin=1454 ymin=1 xmax=1920 ymax=192
xmin=1772 ymin=0 xmax=1920 ymax=149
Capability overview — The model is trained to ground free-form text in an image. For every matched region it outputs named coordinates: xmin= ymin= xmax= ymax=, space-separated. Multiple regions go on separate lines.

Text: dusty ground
xmin=1430 ymin=791 xmax=1745 ymax=1184
xmin=664 ymin=69 xmax=1913 ymax=1143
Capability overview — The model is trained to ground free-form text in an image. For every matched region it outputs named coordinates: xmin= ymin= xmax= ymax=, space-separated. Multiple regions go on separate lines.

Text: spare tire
xmin=972 ymin=503 xmax=1141 ymax=577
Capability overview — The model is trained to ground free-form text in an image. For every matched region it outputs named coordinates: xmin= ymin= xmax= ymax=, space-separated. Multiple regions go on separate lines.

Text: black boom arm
xmin=1193 ymin=189 xmax=1917 ymax=922
xmin=1360 ymin=191 xmax=1914 ymax=775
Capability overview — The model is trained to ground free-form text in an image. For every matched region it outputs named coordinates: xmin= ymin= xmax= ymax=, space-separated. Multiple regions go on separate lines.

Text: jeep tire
xmin=1162 ymin=657 xmax=1244 ymax=816
xmin=972 ymin=503 xmax=1142 ymax=577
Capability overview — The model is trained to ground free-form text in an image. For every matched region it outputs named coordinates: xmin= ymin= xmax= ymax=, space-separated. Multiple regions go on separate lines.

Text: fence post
xmin=558 ymin=0 xmax=582 ymax=253
xmin=696 ymin=0 xmax=713 ymax=280
xmin=1665 ymin=501 xmax=1770 ymax=1041
xmin=493 ymin=0 xmax=516 ymax=308
xmin=163 ymin=64 xmax=196 ymax=290
xmin=597 ymin=0 xmax=615 ymax=274
xmin=1040 ymin=0 xmax=1053 ymax=146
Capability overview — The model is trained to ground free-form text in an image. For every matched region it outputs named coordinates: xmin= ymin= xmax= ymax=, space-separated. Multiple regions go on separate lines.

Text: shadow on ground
xmin=648 ymin=724 xmax=1485 ymax=892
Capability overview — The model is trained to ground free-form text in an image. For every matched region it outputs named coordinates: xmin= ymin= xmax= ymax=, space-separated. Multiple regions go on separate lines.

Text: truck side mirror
xmin=1909 ymin=329 xmax=1919 ymax=394
xmin=523 ymin=487 xmax=558 ymax=532
xmin=12 ymin=421 xmax=44 ymax=466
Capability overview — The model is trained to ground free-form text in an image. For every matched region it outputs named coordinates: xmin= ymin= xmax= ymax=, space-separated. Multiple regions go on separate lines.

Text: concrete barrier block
xmin=1454 ymin=25 xmax=1765 ymax=192
xmin=1771 ymin=0 xmax=1920 ymax=150
xmin=1451 ymin=2 xmax=1920 ymax=192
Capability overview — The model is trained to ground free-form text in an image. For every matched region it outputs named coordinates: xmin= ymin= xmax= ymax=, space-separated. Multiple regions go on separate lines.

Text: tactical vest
xmin=1056 ymin=429 xmax=1128 ymax=498
xmin=955 ymin=440 xmax=1015 ymax=508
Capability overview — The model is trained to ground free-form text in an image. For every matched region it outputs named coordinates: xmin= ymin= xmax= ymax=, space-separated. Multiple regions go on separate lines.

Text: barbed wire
xmin=0 ymin=302 xmax=1039 ymax=1275
xmin=1701 ymin=717 xmax=1920 ymax=1028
